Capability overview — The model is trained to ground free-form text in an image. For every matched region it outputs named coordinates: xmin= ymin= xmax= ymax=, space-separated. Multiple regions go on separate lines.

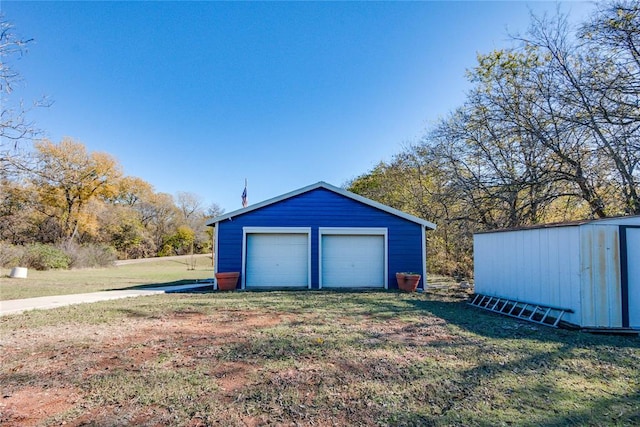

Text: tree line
xmin=348 ymin=2 xmax=639 ymax=278
xmin=1 ymin=137 xmax=222 ymax=267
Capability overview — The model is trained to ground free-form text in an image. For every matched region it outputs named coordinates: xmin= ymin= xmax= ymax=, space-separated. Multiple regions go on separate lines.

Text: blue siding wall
xmin=216 ymin=188 xmax=425 ymax=289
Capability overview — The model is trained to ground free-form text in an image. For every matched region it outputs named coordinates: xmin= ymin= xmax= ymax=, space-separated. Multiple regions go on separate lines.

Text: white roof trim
xmin=206 ymin=181 xmax=436 ymax=230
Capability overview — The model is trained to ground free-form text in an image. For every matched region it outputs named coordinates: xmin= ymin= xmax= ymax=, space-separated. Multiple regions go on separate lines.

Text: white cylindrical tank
xmin=9 ymin=267 xmax=28 ymax=279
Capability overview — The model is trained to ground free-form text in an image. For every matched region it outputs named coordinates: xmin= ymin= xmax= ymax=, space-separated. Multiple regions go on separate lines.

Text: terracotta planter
xmin=396 ymin=272 xmax=421 ymax=292
xmin=215 ymin=272 xmax=239 ymax=291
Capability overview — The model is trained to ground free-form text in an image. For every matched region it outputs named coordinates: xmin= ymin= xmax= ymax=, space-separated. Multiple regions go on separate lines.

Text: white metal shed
xmin=474 ymin=216 xmax=640 ymax=330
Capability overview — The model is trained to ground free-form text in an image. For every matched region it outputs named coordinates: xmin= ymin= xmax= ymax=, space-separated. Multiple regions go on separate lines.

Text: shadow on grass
xmin=207 ymin=289 xmax=640 ymax=425
xmin=408 ymin=297 xmax=639 ymax=346
xmin=107 ymin=279 xmax=212 ymax=291
xmin=401 ymin=295 xmax=640 ymax=425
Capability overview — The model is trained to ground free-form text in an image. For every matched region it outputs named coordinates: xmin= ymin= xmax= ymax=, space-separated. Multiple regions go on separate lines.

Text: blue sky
xmin=3 ymin=1 xmax=595 ymax=213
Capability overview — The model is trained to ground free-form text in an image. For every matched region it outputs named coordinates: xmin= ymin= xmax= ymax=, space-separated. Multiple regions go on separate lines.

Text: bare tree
xmin=518 ymin=7 xmax=639 ymax=215
xmin=578 ymin=1 xmax=640 ymax=214
xmin=350 ymin=1 xmax=639 ymax=277
xmin=176 ymin=191 xmax=203 ymax=223
xmin=0 ymin=15 xmax=50 ymax=154
xmin=206 ymin=202 xmax=224 ymax=219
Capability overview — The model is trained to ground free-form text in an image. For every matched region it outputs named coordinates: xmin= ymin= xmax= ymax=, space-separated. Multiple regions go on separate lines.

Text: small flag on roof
xmin=241 ymin=179 xmax=248 ymax=208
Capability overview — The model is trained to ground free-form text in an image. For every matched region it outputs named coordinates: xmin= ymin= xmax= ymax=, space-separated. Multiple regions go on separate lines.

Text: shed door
xmin=321 ymin=234 xmax=385 ymax=288
xmin=627 ymin=228 xmax=640 ymax=329
xmin=245 ymin=233 xmax=309 ymax=288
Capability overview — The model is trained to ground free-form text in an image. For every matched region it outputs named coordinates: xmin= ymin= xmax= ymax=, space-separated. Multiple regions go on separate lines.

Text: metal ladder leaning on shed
xmin=469 ymin=294 xmax=573 ymax=328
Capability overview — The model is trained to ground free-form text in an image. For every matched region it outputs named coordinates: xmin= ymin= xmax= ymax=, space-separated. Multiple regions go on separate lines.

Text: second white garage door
xmin=321 ymin=233 xmax=386 ymax=288
xmin=245 ymin=233 xmax=310 ymax=288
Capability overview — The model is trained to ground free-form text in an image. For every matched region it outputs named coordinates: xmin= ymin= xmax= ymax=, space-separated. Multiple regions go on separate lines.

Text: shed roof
xmin=474 ymin=215 xmax=640 ymax=235
xmin=206 ymin=181 xmax=437 ymax=229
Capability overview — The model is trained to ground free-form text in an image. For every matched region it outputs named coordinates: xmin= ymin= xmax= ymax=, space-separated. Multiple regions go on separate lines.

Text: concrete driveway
xmin=0 ymin=283 xmax=213 ymax=316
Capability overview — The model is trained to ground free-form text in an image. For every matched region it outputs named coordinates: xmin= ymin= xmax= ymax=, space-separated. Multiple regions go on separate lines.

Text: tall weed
xmin=63 ymin=243 xmax=117 ymax=269
xmin=0 ymin=242 xmax=25 ymax=268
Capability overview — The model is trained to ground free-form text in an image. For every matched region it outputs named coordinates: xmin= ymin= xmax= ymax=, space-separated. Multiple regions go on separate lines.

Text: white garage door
xmin=321 ymin=234 xmax=385 ymax=288
xmin=627 ymin=228 xmax=640 ymax=329
xmin=245 ymin=233 xmax=309 ymax=288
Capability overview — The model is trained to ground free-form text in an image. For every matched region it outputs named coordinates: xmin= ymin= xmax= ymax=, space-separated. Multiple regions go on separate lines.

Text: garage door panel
xmin=246 ymin=233 xmax=308 ymax=287
xmin=322 ymin=234 xmax=385 ymax=288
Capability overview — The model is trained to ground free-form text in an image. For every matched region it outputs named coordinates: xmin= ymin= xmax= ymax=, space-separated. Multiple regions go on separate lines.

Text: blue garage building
xmin=207 ymin=182 xmax=436 ymax=290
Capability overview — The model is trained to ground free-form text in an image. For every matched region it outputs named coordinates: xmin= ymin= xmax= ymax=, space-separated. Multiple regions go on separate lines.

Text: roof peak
xmin=206 ymin=181 xmax=436 ymax=229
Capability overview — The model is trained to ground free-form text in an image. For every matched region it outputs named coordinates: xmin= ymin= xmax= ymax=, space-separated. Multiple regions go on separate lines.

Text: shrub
xmin=158 ymin=243 xmax=174 ymax=257
xmin=24 ymin=244 xmax=71 ymax=270
xmin=65 ymin=243 xmax=117 ymax=269
xmin=121 ymin=237 xmax=156 ymax=259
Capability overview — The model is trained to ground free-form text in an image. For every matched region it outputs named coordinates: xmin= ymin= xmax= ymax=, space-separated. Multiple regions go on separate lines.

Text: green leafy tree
xmin=159 ymin=225 xmax=195 ymax=256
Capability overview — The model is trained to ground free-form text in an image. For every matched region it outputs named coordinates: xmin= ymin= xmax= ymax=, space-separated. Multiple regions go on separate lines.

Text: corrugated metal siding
xmin=217 ymin=188 xmax=424 ymax=289
xmin=579 ymin=225 xmax=622 ymax=328
xmin=474 ymin=226 xmax=582 ymax=325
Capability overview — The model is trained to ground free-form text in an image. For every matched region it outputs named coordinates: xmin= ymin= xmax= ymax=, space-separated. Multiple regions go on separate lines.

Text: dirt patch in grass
xmin=355 ymin=314 xmax=456 ymax=347
xmin=0 ymin=386 xmax=82 ymax=427
xmin=2 ymin=307 xmax=445 ymax=425
xmin=0 ymin=309 xmax=293 ymax=426
xmin=1 ymin=289 xmax=638 ymax=426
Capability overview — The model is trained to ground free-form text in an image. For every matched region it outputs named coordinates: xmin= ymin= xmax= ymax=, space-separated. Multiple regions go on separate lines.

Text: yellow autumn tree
xmin=31 ymin=138 xmax=122 ymax=242
xmin=113 ymin=176 xmax=155 ymax=206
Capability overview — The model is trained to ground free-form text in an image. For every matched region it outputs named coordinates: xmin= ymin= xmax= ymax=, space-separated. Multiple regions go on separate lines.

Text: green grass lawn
xmin=0 ymin=256 xmax=213 ymax=300
xmin=1 ymin=286 xmax=638 ymax=426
